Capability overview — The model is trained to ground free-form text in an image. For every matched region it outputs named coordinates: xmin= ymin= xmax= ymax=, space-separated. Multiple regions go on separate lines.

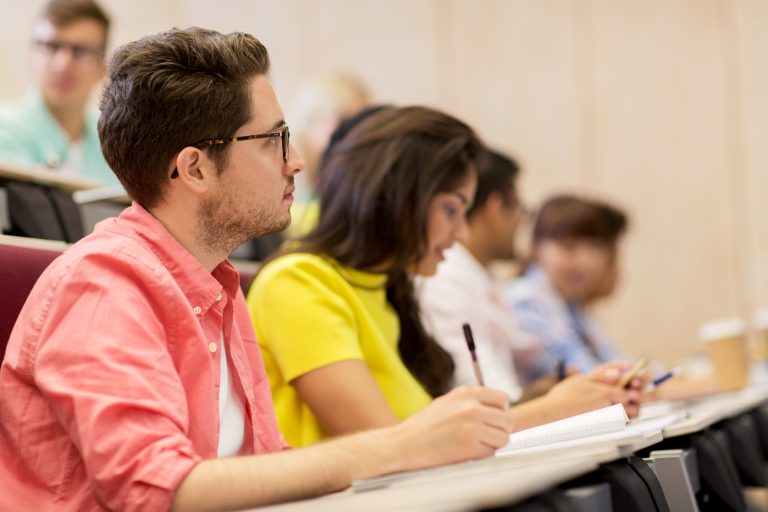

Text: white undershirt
xmin=217 ymin=337 xmax=246 ymax=457
xmin=57 ymin=141 xmax=84 ymax=176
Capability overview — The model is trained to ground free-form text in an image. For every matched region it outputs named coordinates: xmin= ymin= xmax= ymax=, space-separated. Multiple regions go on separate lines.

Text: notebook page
xmin=496 ymin=404 xmax=629 ymax=456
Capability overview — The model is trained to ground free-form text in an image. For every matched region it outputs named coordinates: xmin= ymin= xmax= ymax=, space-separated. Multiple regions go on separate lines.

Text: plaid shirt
xmin=503 ymin=266 xmax=619 ymax=386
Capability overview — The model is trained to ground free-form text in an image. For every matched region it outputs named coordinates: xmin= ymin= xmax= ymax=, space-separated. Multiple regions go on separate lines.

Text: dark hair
xmin=293 ymin=106 xmax=485 ymax=397
xmin=39 ymin=0 xmax=110 ymax=43
xmin=467 ymin=149 xmax=520 ymax=219
xmin=318 ymin=105 xmax=389 ymax=172
xmin=98 ymin=27 xmax=270 ymax=208
xmin=533 ymin=195 xmax=628 ymax=245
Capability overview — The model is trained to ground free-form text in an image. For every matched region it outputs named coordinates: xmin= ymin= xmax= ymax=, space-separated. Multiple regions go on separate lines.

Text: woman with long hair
xmin=247 ymin=106 xmax=642 ymax=447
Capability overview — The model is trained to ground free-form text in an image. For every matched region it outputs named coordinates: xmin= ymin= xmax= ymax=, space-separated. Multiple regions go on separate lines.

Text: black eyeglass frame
xmin=32 ymin=39 xmax=106 ymax=62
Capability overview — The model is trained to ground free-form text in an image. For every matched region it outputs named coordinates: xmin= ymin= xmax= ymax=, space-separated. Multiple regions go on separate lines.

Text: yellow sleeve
xmin=247 ymin=254 xmax=364 ymax=383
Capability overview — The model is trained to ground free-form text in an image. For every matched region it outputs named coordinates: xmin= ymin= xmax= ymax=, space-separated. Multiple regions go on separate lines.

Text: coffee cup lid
xmin=698 ymin=317 xmax=746 ymax=342
xmin=754 ymin=309 xmax=768 ymax=329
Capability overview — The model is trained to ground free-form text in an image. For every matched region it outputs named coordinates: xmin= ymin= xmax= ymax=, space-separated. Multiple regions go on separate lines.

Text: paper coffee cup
xmin=698 ymin=317 xmax=748 ymax=391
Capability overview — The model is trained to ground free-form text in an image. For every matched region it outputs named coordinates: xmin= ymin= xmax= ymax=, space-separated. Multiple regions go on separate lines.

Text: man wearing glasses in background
xmin=0 ymin=0 xmax=117 ymax=185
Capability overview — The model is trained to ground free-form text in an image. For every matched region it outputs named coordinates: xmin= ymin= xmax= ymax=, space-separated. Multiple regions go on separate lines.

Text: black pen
xmin=462 ymin=323 xmax=485 ymax=386
xmin=555 ymin=357 xmax=567 ymax=381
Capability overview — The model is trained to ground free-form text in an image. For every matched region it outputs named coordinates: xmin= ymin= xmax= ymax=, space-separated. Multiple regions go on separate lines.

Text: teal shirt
xmin=0 ymin=90 xmax=118 ymax=186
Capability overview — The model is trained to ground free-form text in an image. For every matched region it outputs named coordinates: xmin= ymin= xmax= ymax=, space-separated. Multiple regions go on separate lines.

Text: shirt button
xmin=216 ymin=293 xmax=223 ymax=302
xmin=208 ymin=342 xmax=218 ymax=353
xmin=193 ymin=306 xmax=202 ymax=315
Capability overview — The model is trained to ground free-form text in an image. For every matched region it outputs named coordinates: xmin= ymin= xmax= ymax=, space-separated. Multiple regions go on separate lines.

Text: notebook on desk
xmin=496 ymin=404 xmax=629 ymax=456
xmin=495 ymin=405 xmax=687 ymax=459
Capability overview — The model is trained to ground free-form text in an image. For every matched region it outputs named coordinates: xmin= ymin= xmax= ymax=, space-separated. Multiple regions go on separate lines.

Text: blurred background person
xmin=285 ymin=73 xmax=370 ymax=238
xmin=505 ymin=195 xmax=628 ymax=386
xmin=0 ymin=0 xmax=117 ymax=185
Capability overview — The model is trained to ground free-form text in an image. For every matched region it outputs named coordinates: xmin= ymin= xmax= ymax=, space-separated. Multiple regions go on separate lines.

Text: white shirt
xmin=218 ymin=336 xmax=246 ymax=457
xmin=417 ymin=243 xmax=522 ymax=401
xmin=57 ymin=140 xmax=84 ymax=176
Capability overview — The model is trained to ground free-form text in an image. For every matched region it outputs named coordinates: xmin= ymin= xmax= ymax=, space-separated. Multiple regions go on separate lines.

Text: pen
xmin=617 ymin=357 xmax=648 ymax=388
xmin=555 ymin=357 xmax=567 ymax=381
xmin=462 ymin=323 xmax=485 ymax=386
xmin=652 ymin=366 xmax=683 ymax=387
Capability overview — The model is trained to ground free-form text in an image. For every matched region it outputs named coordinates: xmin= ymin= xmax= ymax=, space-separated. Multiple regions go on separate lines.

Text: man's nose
xmin=51 ymin=47 xmax=75 ymax=69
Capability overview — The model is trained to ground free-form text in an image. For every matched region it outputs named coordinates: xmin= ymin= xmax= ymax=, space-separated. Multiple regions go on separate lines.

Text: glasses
xmin=195 ymin=125 xmax=290 ymax=162
xmin=33 ymin=40 xmax=105 ymax=64
xmin=171 ymin=125 xmax=290 ymax=179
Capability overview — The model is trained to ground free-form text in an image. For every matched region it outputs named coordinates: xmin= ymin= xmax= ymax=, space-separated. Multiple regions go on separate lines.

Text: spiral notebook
xmin=495 ymin=403 xmax=629 ymax=456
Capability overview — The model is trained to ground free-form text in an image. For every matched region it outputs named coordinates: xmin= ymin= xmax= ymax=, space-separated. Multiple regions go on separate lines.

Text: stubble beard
xmin=196 ymin=190 xmax=291 ymax=259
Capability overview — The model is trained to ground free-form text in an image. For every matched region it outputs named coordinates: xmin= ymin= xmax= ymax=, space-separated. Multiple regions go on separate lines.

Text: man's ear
xmin=483 ymin=192 xmax=505 ymax=222
xmin=172 ymin=147 xmax=216 ymax=195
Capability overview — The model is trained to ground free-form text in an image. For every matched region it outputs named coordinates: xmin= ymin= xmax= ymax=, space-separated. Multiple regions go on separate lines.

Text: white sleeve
xmin=417 ymin=276 xmax=521 ymax=401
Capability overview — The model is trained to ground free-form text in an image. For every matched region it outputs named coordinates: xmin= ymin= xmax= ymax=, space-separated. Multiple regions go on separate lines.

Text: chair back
xmin=0 ymin=242 xmax=62 ymax=362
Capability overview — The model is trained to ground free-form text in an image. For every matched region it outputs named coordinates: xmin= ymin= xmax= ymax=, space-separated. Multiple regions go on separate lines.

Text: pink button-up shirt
xmin=0 ymin=203 xmax=288 ymax=511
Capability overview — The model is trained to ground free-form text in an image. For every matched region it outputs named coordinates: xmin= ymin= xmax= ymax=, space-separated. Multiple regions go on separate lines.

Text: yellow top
xmin=247 ymin=252 xmax=432 ymax=447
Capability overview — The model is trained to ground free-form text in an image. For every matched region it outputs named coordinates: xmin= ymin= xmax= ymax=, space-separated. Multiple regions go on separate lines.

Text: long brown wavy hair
xmin=289 ymin=106 xmax=485 ymax=397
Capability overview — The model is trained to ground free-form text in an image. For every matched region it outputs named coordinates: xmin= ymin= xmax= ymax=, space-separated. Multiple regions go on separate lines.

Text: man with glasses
xmin=0 ymin=0 xmax=117 ymax=185
xmin=0 ymin=27 xmax=514 ymax=511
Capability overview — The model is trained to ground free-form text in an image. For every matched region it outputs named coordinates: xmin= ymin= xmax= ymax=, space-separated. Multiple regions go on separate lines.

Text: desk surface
xmin=0 ymin=234 xmax=263 ymax=276
xmin=663 ymin=384 xmax=768 ymax=438
xmin=0 ymin=160 xmax=102 ymax=192
xmin=249 ymin=456 xmax=598 ymax=512
xmin=353 ymin=444 xmax=621 ymax=493
xmin=0 ymin=234 xmax=69 ymax=251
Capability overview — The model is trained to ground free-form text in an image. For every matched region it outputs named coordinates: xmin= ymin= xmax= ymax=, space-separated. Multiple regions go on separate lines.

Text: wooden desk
xmin=249 ymin=456 xmax=598 ymax=512
xmin=0 ymin=160 xmax=102 ymax=193
xmin=663 ymin=384 xmax=768 ymax=438
xmin=0 ymin=234 xmax=68 ymax=251
xmin=0 ymin=234 xmax=262 ymax=275
xmin=352 ymin=444 xmax=621 ymax=494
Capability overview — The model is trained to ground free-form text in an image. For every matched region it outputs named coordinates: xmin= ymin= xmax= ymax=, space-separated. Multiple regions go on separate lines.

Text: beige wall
xmin=2 ymin=0 xmax=766 ymax=364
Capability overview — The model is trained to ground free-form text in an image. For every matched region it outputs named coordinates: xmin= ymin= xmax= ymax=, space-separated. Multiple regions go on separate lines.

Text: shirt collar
xmin=330 ymin=259 xmax=388 ymax=290
xmin=102 ymin=203 xmax=241 ymax=314
xmin=443 ymin=243 xmax=494 ymax=290
xmin=526 ymin=264 xmax=583 ymax=312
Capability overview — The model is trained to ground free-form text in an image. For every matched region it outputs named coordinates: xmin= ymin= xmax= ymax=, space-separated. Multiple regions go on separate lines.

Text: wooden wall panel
xmin=585 ymin=0 xmax=742 ymax=363
xmin=733 ymin=0 xmax=768 ymax=316
xmin=448 ymin=0 xmax=586 ymax=199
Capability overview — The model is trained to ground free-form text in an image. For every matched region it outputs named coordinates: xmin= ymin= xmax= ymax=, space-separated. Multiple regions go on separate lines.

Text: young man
xmin=505 ymin=195 xmax=628 ymax=384
xmin=0 ymin=0 xmax=117 ymax=185
xmin=0 ymin=28 xmax=513 ymax=511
